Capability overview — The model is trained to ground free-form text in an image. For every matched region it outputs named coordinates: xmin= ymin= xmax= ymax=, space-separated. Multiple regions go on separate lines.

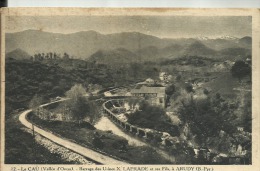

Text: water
xmin=94 ymin=116 xmax=146 ymax=146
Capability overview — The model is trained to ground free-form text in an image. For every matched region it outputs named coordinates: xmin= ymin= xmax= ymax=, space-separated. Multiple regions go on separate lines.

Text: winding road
xmin=19 ymin=107 xmax=128 ymax=165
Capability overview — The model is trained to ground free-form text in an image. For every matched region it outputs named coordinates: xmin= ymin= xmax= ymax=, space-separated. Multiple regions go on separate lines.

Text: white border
xmin=8 ymin=0 xmax=260 ymax=8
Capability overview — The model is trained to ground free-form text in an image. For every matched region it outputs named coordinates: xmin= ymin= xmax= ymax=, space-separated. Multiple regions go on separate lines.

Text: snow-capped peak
xmin=196 ymin=36 xmax=210 ymax=40
xmin=195 ymin=35 xmax=238 ymax=40
xmin=218 ymin=35 xmax=238 ymax=40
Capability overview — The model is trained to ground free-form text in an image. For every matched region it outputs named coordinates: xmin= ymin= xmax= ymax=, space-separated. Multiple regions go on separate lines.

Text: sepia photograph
xmin=1 ymin=8 xmax=259 ymax=170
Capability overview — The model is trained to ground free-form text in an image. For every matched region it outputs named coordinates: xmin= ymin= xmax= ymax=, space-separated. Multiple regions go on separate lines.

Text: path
xmin=19 ymin=109 xmax=128 ymax=165
xmin=95 ymin=116 xmax=146 ymax=146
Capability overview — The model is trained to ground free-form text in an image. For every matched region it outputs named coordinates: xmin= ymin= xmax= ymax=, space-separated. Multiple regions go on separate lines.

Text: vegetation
xmin=160 ymin=56 xmax=219 ymax=66
xmin=178 ymin=93 xmax=237 ymax=144
xmin=28 ymin=113 xmax=172 ymax=164
xmin=29 ymin=94 xmax=43 ymax=115
xmin=5 ymin=57 xmax=163 ymax=164
xmin=231 ymin=60 xmax=251 ymax=82
xmin=60 ymin=84 xmax=101 ymax=124
xmin=5 ymin=112 xmax=74 ymax=164
xmin=127 ymin=101 xmax=180 ymax=136
xmin=5 ymin=57 xmax=163 ymax=114
xmin=5 ymin=47 xmax=252 ymax=164
xmin=234 ymin=92 xmax=252 ymax=132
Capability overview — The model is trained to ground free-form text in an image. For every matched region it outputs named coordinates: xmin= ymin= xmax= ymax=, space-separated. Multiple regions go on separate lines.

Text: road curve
xmin=19 ymin=108 xmax=128 ymax=165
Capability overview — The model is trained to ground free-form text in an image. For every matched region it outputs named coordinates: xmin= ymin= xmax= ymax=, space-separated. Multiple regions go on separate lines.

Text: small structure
xmin=159 ymin=72 xmax=168 ymax=81
xmin=130 ymin=85 xmax=166 ymax=108
xmin=246 ymin=58 xmax=251 ymax=65
xmin=145 ymin=78 xmax=155 ymax=85
xmin=104 ymin=91 xmax=113 ymax=97
xmin=237 ymin=126 xmax=244 ymax=132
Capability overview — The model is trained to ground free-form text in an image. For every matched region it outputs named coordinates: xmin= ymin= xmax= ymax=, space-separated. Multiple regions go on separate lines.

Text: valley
xmin=5 ymin=29 xmax=252 ymax=165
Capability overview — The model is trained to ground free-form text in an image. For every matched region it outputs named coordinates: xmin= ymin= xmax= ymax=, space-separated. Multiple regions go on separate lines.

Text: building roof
xmin=159 ymin=72 xmax=167 ymax=77
xmin=131 ymin=86 xmax=166 ymax=96
xmin=145 ymin=78 xmax=155 ymax=83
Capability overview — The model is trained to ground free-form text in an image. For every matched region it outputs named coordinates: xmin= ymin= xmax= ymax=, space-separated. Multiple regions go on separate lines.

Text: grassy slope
xmin=202 ymin=72 xmax=251 ymax=98
xmin=203 ymin=72 xmax=238 ymax=95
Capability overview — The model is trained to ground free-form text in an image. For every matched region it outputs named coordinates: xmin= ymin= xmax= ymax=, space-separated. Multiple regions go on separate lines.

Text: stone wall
xmin=102 ymin=99 xmax=178 ymax=146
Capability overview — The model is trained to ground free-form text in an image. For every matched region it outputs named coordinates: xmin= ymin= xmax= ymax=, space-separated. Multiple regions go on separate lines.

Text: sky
xmin=6 ymin=16 xmax=252 ymax=38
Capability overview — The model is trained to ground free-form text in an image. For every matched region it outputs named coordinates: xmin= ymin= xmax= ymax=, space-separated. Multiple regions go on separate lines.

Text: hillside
xmin=6 ymin=30 xmax=170 ymax=59
xmin=5 ymin=58 xmax=162 ymax=114
xmin=238 ymin=36 xmax=252 ymax=48
xmin=6 ymin=48 xmax=31 ymax=60
xmin=219 ymin=48 xmax=251 ymax=60
xmin=6 ymin=30 xmax=252 ymax=60
xmin=4 ymin=57 xmax=162 ymax=165
xmin=135 ymin=46 xmax=160 ymax=61
xmin=87 ymin=40 xmax=252 ymax=65
xmin=88 ymin=48 xmax=140 ymax=64
xmin=5 ymin=59 xmax=113 ymax=114
xmin=182 ymin=41 xmax=217 ymax=57
xmin=201 ymin=72 xmax=251 ymax=98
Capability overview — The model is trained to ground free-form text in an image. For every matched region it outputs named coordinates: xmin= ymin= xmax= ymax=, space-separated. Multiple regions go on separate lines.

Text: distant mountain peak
xmin=218 ymin=35 xmax=238 ymax=40
xmin=70 ymin=30 xmax=102 ymax=35
xmin=184 ymin=41 xmax=216 ymax=56
xmin=195 ymin=35 xmax=239 ymax=40
xmin=189 ymin=40 xmax=207 ymax=47
xmin=6 ymin=48 xmax=31 ymax=60
xmin=196 ymin=36 xmax=210 ymax=40
xmin=6 ymin=30 xmax=251 ymax=62
xmin=240 ymin=36 xmax=252 ymax=41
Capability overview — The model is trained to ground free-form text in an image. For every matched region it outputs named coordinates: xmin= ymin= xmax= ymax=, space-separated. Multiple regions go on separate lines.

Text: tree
xmin=176 ymin=74 xmax=182 ymax=81
xmin=53 ymin=52 xmax=57 ymax=59
xmin=127 ymin=102 xmax=179 ymax=136
xmin=34 ymin=54 xmax=38 ymax=61
xmin=166 ymin=84 xmax=176 ymax=104
xmin=40 ymin=81 xmax=53 ymax=92
xmin=130 ymin=63 xmax=142 ymax=78
xmin=166 ymin=84 xmax=175 ymax=96
xmin=65 ymin=84 xmax=87 ymax=123
xmin=64 ymin=84 xmax=101 ymax=124
xmin=237 ymin=92 xmax=252 ymax=132
xmin=68 ymin=96 xmax=89 ymax=123
xmin=8 ymin=71 xmax=19 ymax=94
xmin=92 ymin=136 xmax=104 ymax=149
xmin=52 ymin=86 xmax=64 ymax=96
xmin=184 ymin=82 xmax=193 ymax=93
xmin=178 ymin=94 xmax=237 ymax=145
xmin=231 ymin=60 xmax=251 ymax=82
xmin=65 ymin=84 xmax=87 ymax=100
xmin=63 ymin=52 xmax=70 ymax=60
xmin=49 ymin=52 xmax=53 ymax=59
xmin=29 ymin=94 xmax=43 ymax=115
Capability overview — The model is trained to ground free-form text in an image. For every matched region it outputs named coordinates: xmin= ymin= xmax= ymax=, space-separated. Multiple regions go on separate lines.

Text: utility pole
xmin=32 ymin=122 xmax=36 ymax=164
xmin=31 ymin=106 xmax=39 ymax=163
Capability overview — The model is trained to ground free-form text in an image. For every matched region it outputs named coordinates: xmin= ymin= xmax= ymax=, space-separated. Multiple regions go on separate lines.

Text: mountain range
xmin=6 ymin=30 xmax=252 ymax=63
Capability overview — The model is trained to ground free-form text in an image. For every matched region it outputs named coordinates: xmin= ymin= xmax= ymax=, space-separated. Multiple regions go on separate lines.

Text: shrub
xmin=92 ymin=137 xmax=104 ymax=149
